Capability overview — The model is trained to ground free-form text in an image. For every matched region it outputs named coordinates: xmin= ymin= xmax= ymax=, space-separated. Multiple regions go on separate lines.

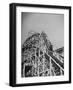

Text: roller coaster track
xmin=44 ymin=51 xmax=64 ymax=71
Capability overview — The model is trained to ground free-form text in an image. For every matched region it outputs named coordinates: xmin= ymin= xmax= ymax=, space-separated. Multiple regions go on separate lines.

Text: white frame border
xmin=16 ymin=6 xmax=69 ymax=84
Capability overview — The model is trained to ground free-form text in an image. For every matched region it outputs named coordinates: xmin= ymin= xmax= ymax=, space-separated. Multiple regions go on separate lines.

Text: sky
xmin=21 ymin=12 xmax=64 ymax=50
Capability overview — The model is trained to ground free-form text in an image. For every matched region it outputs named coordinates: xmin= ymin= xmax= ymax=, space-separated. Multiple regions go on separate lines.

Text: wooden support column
xmin=34 ymin=48 xmax=36 ymax=76
xmin=22 ymin=64 xmax=25 ymax=77
xmin=37 ymin=48 xmax=39 ymax=77
xmin=50 ymin=56 xmax=52 ymax=76
xmin=43 ymin=52 xmax=45 ymax=76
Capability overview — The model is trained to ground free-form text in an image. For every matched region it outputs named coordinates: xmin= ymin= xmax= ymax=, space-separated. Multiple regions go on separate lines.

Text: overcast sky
xmin=21 ymin=12 xmax=64 ymax=50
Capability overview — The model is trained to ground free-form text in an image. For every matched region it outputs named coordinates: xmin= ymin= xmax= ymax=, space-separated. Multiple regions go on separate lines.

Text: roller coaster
xmin=21 ymin=31 xmax=64 ymax=77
